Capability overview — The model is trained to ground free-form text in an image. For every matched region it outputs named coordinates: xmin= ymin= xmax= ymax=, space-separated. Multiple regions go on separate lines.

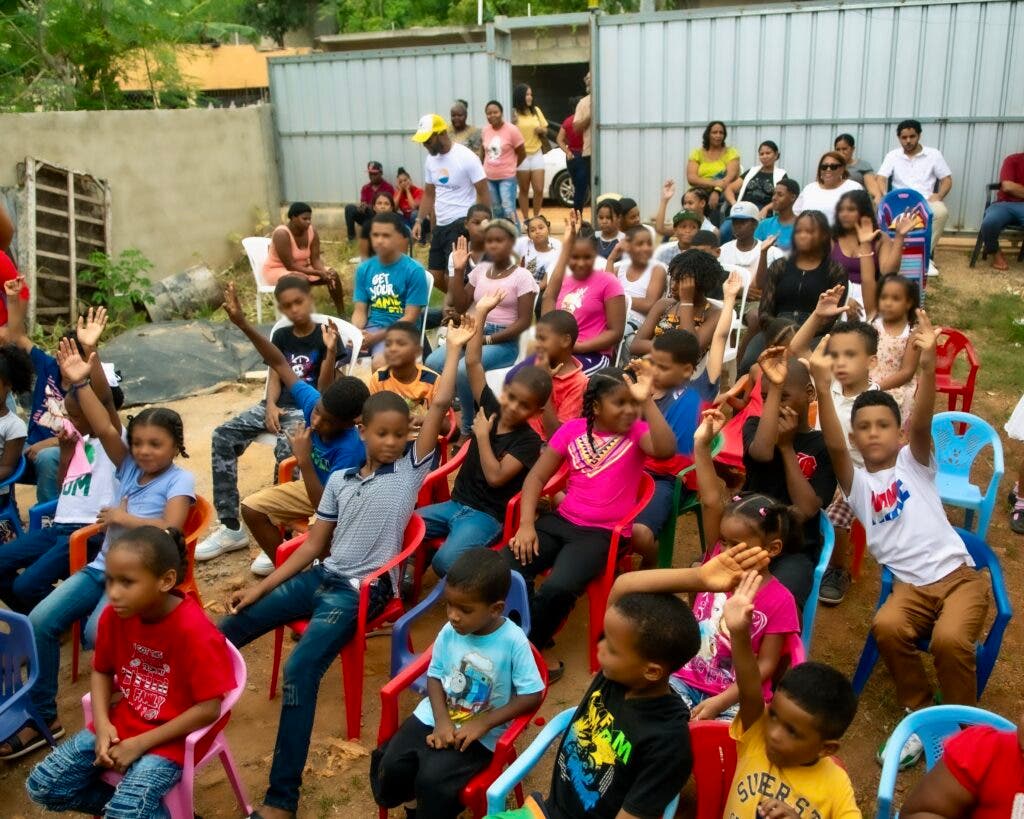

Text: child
xmin=0 ymin=341 xmax=31 ymax=488
xmin=26 ymin=527 xmax=234 ymax=816
xmin=691 ymin=229 xmax=720 ymax=257
xmin=609 ymin=225 xmax=668 ymax=356
xmin=198 ymin=275 xmax=341 ymax=564
xmin=615 ymin=196 xmax=659 ymax=246
xmin=722 ymin=571 xmax=860 ymax=816
xmin=743 ymin=347 xmax=836 ymax=608
xmin=813 ymin=312 xmax=990 ymax=770
xmin=352 ymin=211 xmax=431 ymax=369
xmin=514 ymin=214 xmax=562 ymax=300
xmin=0 ymin=341 xmax=195 ymax=762
xmin=447 ymin=204 xmax=491 ymax=284
xmin=719 ymin=201 xmax=772 ymax=285
xmin=505 ymin=360 xmax=677 ymax=677
xmin=369 ymin=321 xmax=439 ymax=439
xmin=593 ymin=199 xmax=624 ymax=259
xmin=371 ymin=548 xmax=545 ymax=819
xmin=754 ymin=179 xmax=800 ymax=252
xmin=219 ymin=311 xmax=468 ymax=819
xmin=680 ymin=186 xmax=717 ymax=233
xmin=222 ymin=282 xmax=368 ymax=576
xmin=654 ymin=211 xmax=702 ymax=268
xmin=867 ymin=274 xmax=921 ymax=427
xmin=418 ymin=293 xmax=549 ymax=575
xmin=503 ymin=309 xmax=587 ymax=440
xmin=360 ymin=191 xmax=406 ymax=260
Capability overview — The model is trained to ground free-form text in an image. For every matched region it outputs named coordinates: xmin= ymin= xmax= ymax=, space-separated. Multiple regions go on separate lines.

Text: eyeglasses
xmin=819 ymin=163 xmax=843 ymax=171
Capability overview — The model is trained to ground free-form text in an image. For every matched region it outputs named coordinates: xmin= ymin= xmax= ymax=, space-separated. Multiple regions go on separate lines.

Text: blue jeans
xmin=488 ymin=178 xmax=519 ymax=226
xmin=0 ymin=523 xmax=102 ymax=614
xmin=425 ymin=323 xmax=518 ymax=436
xmin=418 ymin=500 xmax=504 ymax=576
xmin=219 ymin=564 xmax=391 ymax=812
xmin=980 ymin=201 xmax=1024 ymax=253
xmin=27 ymin=729 xmax=180 ymax=819
xmin=29 ymin=566 xmax=107 ymax=724
xmin=668 ymin=678 xmax=740 ymax=722
xmin=22 ymin=446 xmax=62 ymax=503
xmin=568 ymin=153 xmax=590 ymax=212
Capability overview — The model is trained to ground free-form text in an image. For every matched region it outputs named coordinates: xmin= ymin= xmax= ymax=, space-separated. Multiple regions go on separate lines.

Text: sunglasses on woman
xmin=819 ymin=162 xmax=843 ymax=171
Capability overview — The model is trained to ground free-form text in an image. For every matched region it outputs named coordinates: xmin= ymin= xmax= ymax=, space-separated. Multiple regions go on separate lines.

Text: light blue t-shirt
xmin=755 ymin=216 xmax=794 ymax=252
xmin=89 ymin=457 xmax=196 ymax=571
xmin=412 ymin=618 xmax=544 ymax=751
xmin=289 ymin=381 xmax=365 ymax=485
xmin=353 ymin=254 xmax=429 ymax=330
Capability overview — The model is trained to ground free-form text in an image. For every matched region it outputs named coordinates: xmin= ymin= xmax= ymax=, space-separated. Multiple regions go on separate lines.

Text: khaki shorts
xmin=242 ymin=480 xmax=314 ymax=525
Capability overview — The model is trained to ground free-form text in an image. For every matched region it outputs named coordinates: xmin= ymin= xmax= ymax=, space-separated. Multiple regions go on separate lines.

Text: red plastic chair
xmin=376 ymin=643 xmax=549 ymax=818
xmin=69 ymin=495 xmax=213 ymax=682
xmin=499 ymin=463 xmax=571 ymax=545
xmin=267 ymin=514 xmax=427 ymax=739
xmin=689 ymin=720 xmax=738 ymax=819
xmin=714 ymin=371 xmax=763 ymax=472
xmin=934 ymin=328 xmax=980 ymax=414
xmin=850 ymin=519 xmax=868 ymax=580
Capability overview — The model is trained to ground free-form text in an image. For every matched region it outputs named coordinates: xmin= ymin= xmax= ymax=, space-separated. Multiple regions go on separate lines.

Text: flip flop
xmin=0 ymin=721 xmax=65 ymax=761
xmin=547 ymin=661 xmax=565 ymax=684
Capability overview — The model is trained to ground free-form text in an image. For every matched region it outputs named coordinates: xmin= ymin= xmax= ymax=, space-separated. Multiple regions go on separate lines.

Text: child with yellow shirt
xmin=368 ymin=321 xmax=439 ymax=434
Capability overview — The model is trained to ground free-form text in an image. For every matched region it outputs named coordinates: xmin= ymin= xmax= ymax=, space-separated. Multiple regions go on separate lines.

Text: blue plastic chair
xmin=852 ymin=527 xmax=1012 ymax=698
xmin=801 ymin=514 xmax=835 ymax=654
xmin=932 ymin=411 xmax=1004 ymax=539
xmin=29 ymin=498 xmax=58 ymax=531
xmin=876 ymin=704 xmax=1014 ymax=818
xmin=878 ymin=188 xmax=933 ymax=294
xmin=485 ymin=705 xmax=680 ymax=818
xmin=0 ymin=455 xmax=26 ymax=541
xmin=389 ymin=572 xmax=532 ymax=689
xmin=0 ymin=610 xmax=57 ymax=751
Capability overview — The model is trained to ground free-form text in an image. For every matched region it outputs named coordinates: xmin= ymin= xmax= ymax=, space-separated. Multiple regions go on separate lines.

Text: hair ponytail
xmin=110 ymin=525 xmax=188 ymax=585
xmin=725 ymin=493 xmax=805 ymax=555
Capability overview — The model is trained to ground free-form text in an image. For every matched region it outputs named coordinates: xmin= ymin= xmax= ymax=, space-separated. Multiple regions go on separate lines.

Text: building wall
xmin=0 ymin=105 xmax=280 ymax=280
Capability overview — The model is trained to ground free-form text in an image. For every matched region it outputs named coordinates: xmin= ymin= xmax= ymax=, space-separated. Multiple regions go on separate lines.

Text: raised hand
xmin=223 ymin=282 xmax=244 ymax=324
xmin=776 ymin=405 xmax=799 ymax=447
xmin=444 ymin=312 xmax=479 ymax=348
xmin=693 ymin=408 xmax=726 ymax=447
xmin=662 ymin=179 xmax=676 ymax=202
xmin=912 ymin=309 xmax=938 ymax=363
xmin=471 ymin=407 xmax=493 ymax=441
xmin=698 ymin=543 xmax=771 ymax=592
xmin=806 ymin=333 xmax=833 ymax=382
xmin=56 ymin=336 xmax=93 ymax=384
xmin=759 ymin=233 xmax=778 ymax=254
xmin=562 ymin=209 xmax=580 ymax=244
xmin=75 ymin=306 xmax=108 ymax=349
xmin=321 ymin=320 xmax=339 ymax=354
xmin=627 ymin=358 xmax=655 ymax=403
xmin=722 ymin=269 xmax=743 ymax=301
xmin=475 ymin=287 xmax=507 ymax=316
xmin=846 ymin=298 xmax=864 ymax=322
xmin=856 ymin=215 xmax=880 ymax=247
xmin=3 ymin=275 xmax=24 ymax=300
xmin=451 ymin=235 xmax=470 ymax=272
xmin=757 ymin=346 xmax=789 ymax=386
xmin=893 ymin=209 xmax=917 ymax=237
xmin=722 ymin=570 xmax=763 ymax=636
xmin=812 ymin=285 xmax=848 ymax=320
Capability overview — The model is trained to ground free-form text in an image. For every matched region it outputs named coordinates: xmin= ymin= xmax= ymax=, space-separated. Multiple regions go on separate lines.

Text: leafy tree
xmin=239 ymin=0 xmax=317 ymax=47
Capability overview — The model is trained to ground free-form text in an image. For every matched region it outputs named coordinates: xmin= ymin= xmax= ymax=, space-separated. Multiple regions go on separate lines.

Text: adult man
xmin=410 ymin=113 xmax=490 ymax=292
xmin=870 ymin=120 xmax=953 ymax=252
xmin=979 ymin=151 xmax=1024 ymax=270
xmin=344 ymin=160 xmax=395 ymax=242
xmin=572 ymin=73 xmax=592 ymax=211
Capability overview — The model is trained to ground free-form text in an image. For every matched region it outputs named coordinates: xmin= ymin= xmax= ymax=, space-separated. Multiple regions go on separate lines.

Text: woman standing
xmin=721 ymin=140 xmax=787 ymax=241
xmin=834 ymin=134 xmax=875 ymax=187
xmin=793 ymin=151 xmax=863 ymax=226
xmin=448 ymin=99 xmax=483 ymax=160
xmin=262 ymin=202 xmax=344 ymax=313
xmin=482 ymin=100 xmax=527 ymax=227
xmin=512 ymin=84 xmax=549 ymax=222
xmin=687 ymin=121 xmax=741 ymax=219
xmin=556 ymin=98 xmax=588 ymax=213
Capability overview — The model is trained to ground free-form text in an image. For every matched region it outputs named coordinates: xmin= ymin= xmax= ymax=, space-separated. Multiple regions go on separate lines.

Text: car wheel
xmin=552 ymin=171 xmax=574 ymax=208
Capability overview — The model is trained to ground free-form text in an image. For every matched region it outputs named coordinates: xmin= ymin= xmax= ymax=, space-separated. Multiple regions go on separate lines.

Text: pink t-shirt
xmin=482 ymin=122 xmax=525 ymax=180
xmin=555 ymin=271 xmax=625 ymax=357
xmin=674 ymin=570 xmax=799 ymax=696
xmin=549 ymin=417 xmax=649 ymax=533
xmin=469 ymin=263 xmax=539 ymax=327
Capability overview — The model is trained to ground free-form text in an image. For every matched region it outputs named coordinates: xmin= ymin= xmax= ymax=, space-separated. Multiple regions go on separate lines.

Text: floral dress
xmin=870 ymin=316 xmax=916 ymax=425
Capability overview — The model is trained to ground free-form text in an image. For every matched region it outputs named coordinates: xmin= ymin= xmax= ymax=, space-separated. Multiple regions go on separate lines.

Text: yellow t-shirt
xmin=689 ymin=146 xmax=741 ymax=182
xmin=515 ymin=107 xmax=549 ymax=155
xmin=723 ymin=713 xmax=861 ymax=819
xmin=368 ymin=364 xmax=439 ymax=413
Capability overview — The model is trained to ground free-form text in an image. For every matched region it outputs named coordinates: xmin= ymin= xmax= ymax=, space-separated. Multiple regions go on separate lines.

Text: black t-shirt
xmin=545 ymin=673 xmax=692 ymax=819
xmin=270 ymin=325 xmax=330 ymax=407
xmin=741 ymin=417 xmax=836 ymax=551
xmin=741 ymin=170 xmax=782 ymax=210
xmin=451 ymin=386 xmax=543 ymax=521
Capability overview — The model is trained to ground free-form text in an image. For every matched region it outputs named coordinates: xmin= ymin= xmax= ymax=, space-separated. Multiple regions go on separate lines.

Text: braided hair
xmin=582 ymin=367 xmax=630 ymax=450
xmin=127 ymin=407 xmax=188 ymax=459
xmin=109 ymin=525 xmax=188 ymax=585
xmin=724 ymin=492 xmax=804 ymax=555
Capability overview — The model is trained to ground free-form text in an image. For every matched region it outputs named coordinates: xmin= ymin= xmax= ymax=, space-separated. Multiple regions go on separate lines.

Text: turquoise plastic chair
xmin=801 ymin=514 xmax=835 ymax=655
xmin=932 ymin=411 xmax=1003 ymax=538
xmin=876 ymin=704 xmax=1014 ymax=818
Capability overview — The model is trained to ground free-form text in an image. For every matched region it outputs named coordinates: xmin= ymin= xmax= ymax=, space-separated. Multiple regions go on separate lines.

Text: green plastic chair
xmin=656 ymin=432 xmax=723 ymax=568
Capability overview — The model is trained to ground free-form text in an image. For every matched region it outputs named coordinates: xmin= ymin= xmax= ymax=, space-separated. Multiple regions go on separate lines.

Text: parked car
xmin=543 ymin=148 xmax=574 ymax=208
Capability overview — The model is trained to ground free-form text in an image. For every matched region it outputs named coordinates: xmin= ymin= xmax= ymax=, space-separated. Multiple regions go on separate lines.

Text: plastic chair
xmin=802 ymin=514 xmax=835 ymax=654
xmin=0 ymin=455 xmax=26 ymax=541
xmin=28 ymin=498 xmax=58 ymax=531
xmin=875 ymin=704 xmax=1014 ymax=819
xmin=616 ymin=293 xmax=633 ymax=366
xmin=0 ymin=610 xmax=57 ymax=754
xmin=500 ymin=462 xmax=571 ymax=546
xmin=485 ymin=325 xmax=536 ymax=397
xmin=708 ymin=264 xmax=753 ymax=384
xmin=267 ymin=514 xmax=427 ymax=739
xmin=851 ymin=527 xmax=1012 ymax=698
xmin=690 ymin=720 xmax=738 ymax=819
xmin=932 ymin=411 xmax=1003 ymax=538
xmin=241 ymin=236 xmax=277 ymax=324
xmin=419 ymin=268 xmax=434 ymax=354
xmin=655 ymin=431 xmax=723 ymax=569
xmin=934 ymin=328 xmax=980 ymax=414
xmin=850 ymin=519 xmax=868 ymax=580
xmin=877 ymin=189 xmax=933 ymax=296
xmin=82 ymin=641 xmax=253 ymax=819
xmin=969 ymin=183 xmax=1024 ymax=267
xmin=378 ymin=642 xmax=548 ymax=818
xmin=485 ymin=706 xmax=680 ymax=818
xmin=69 ymin=495 xmax=213 ymax=682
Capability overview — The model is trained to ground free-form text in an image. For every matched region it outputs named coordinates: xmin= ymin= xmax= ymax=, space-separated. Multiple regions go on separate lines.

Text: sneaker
xmin=195 ymin=525 xmax=249 ymax=561
xmin=876 ymin=730 xmax=924 ymax=770
xmin=1009 ymin=487 xmax=1019 ymax=508
xmin=818 ymin=566 xmax=851 ymax=606
xmin=250 ymin=552 xmax=275 ymax=576
xmin=1012 ymin=508 xmax=1024 ymax=535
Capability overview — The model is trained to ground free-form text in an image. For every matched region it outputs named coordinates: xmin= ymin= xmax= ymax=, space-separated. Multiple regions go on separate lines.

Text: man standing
xmin=410 ymin=114 xmax=490 ymax=292
xmin=571 ymin=72 xmax=592 ymax=212
xmin=344 ymin=160 xmax=395 ymax=242
xmin=979 ymin=151 xmax=1024 ymax=270
xmin=870 ymin=120 xmax=953 ymax=252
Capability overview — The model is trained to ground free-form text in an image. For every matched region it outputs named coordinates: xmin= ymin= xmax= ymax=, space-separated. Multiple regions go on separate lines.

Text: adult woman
xmin=448 ymin=99 xmax=482 ymax=159
xmin=834 ymin=133 xmax=875 ymax=187
xmin=687 ymin=121 xmax=741 ymax=218
xmin=556 ymin=97 xmax=588 ymax=212
xmin=721 ymin=140 xmax=787 ymax=241
xmin=393 ymin=167 xmax=423 ymax=229
xmin=262 ymin=202 xmax=344 ymax=312
xmin=831 ymin=190 xmax=907 ymax=310
xmin=793 ymin=151 xmax=863 ymax=226
xmin=512 ymin=84 xmax=549 ymax=221
xmin=482 ymin=100 xmax=527 ymax=226
xmin=740 ymin=211 xmax=847 ymax=372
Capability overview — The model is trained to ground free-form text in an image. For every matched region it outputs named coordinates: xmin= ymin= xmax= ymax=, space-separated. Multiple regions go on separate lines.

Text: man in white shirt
xmin=870 ymin=119 xmax=953 ymax=252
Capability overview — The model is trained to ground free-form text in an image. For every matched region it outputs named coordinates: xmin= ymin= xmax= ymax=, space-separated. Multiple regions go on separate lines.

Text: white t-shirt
xmin=814 ymin=380 xmax=878 ymax=469
xmin=513 ymin=236 xmax=562 ymax=286
xmin=0 ymin=412 xmax=26 ymax=496
xmin=718 ymin=239 xmax=765 ymax=281
xmin=877 ymin=146 xmax=952 ymax=198
xmin=54 ymin=435 xmax=119 ymax=525
xmin=843 ymin=446 xmax=972 ymax=586
xmin=793 ymin=179 xmax=864 ymax=226
xmin=615 ymin=259 xmax=666 ymax=326
xmin=423 ymin=142 xmax=486 ymax=227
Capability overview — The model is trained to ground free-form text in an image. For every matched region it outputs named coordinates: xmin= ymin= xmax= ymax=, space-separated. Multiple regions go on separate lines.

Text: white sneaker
xmin=250 ymin=552 xmax=275 ymax=576
xmin=195 ymin=525 xmax=249 ymax=561
xmin=876 ymin=730 xmax=924 ymax=770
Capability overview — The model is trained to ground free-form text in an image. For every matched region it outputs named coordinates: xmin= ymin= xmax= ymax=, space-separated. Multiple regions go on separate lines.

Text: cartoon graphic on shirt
xmin=35 ymin=377 xmax=67 ymax=433
xmin=286 ymin=352 xmax=318 ymax=383
xmin=437 ymin=169 xmax=451 ymax=185
xmin=486 ymin=136 xmax=503 ymax=164
xmin=686 ymin=592 xmax=768 ymax=690
xmin=119 ymin=643 xmax=170 ymax=721
xmin=560 ymin=286 xmax=588 ymax=315
xmin=559 ymin=690 xmax=633 ymax=809
xmin=795 ymin=451 xmax=818 ymax=480
xmin=870 ymin=478 xmax=911 ymax=525
xmin=444 ymin=650 xmax=495 ymax=726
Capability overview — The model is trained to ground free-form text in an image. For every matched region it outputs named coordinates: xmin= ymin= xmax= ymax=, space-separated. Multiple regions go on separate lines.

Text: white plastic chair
xmin=485 ymin=325 xmax=536 ymax=396
xmin=616 ymin=292 xmax=633 ymax=367
xmin=241 ymin=236 xmax=277 ymax=324
xmin=707 ymin=264 xmax=752 ymax=384
xmin=419 ymin=268 xmax=434 ymax=354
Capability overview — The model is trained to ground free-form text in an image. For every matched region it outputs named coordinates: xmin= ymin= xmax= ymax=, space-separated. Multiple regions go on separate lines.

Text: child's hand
xmin=662 ymin=179 xmax=676 ymax=202
xmin=722 ymin=570 xmax=763 ymax=636
xmin=285 ymin=425 xmax=313 ymax=464
xmin=856 ymin=216 xmax=880 ymax=247
xmin=264 ymin=402 xmax=282 ymax=434
xmin=93 ymin=722 xmax=119 ymax=768
xmin=75 ymin=306 xmax=108 ymax=349
xmin=722 ymin=269 xmax=743 ymax=301
xmin=3 ymin=275 xmax=25 ymax=300
xmin=677 ymin=275 xmax=696 ymax=302
xmin=444 ymin=312 xmax=479 ymax=349
xmin=846 ymin=298 xmax=863 ymax=321
xmin=757 ymin=797 xmax=802 ymax=818
xmin=627 ymin=358 xmax=655 ymax=403
xmin=693 ymin=408 xmax=726 ymax=448
xmin=107 ymin=736 xmax=145 ymax=773
xmin=913 ymin=309 xmax=939 ymax=367
xmin=57 ymin=424 xmax=79 ymax=449
xmin=56 ymin=336 xmax=94 ymax=384
xmin=893 ymin=209 xmax=916 ymax=237
xmin=776 ymin=406 xmax=799 ymax=448
xmin=97 ymin=498 xmax=129 ymax=527
xmin=451 ymin=235 xmax=470 ymax=272
xmin=471 ymin=408 xmax=493 ymax=441
xmin=475 ymin=288 xmax=507 ymax=317
xmin=757 ymin=346 xmax=788 ymax=386
xmin=509 ymin=526 xmax=539 ymax=565
xmin=426 ymin=721 xmax=458 ymax=749
xmin=813 ymin=285 xmax=848 ymax=320
xmin=698 ymin=543 xmax=771 ymax=592
xmin=759 ymin=234 xmax=778 ymax=254
xmin=454 ymin=718 xmax=490 ymax=751
xmin=806 ymin=334 xmax=833 ymax=382
xmin=562 ymin=209 xmax=580 ymax=244
xmin=690 ymin=694 xmax=728 ymax=721
xmin=223 ymin=282 xmax=244 ymax=324
xmin=321 ymin=320 xmax=339 ymax=354
xmin=228 ymin=584 xmax=265 ymax=615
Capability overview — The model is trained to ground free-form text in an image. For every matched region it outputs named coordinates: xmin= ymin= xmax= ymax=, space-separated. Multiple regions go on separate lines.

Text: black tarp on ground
xmin=102 ymin=320 xmax=268 ymax=406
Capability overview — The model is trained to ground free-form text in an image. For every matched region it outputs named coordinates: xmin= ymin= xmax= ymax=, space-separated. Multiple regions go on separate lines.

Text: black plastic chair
xmin=969 ymin=182 xmax=1024 ymax=267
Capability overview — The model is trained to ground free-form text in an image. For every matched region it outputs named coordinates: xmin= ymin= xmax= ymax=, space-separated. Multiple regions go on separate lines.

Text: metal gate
xmin=269 ymin=26 xmax=512 ymax=203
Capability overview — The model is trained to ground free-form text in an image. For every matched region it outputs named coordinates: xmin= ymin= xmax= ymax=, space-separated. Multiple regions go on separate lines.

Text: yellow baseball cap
xmin=412 ymin=114 xmax=448 ymax=143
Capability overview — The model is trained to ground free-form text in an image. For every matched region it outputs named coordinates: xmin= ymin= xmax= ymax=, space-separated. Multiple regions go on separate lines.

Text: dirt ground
xmin=3 ymin=244 xmax=1024 ymax=818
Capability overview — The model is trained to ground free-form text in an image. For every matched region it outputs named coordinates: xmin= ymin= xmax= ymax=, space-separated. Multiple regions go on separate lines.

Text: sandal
xmin=0 ymin=720 xmax=65 ymax=761
xmin=547 ymin=661 xmax=565 ymax=685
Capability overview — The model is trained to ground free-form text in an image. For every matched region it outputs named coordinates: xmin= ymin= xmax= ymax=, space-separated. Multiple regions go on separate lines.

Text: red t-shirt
xmin=997 ymin=153 xmax=1024 ymax=202
xmin=561 ymin=116 xmax=584 ymax=154
xmin=92 ymin=595 xmax=236 ymax=765
xmin=943 ymin=725 xmax=1024 ymax=817
xmin=0 ymin=251 xmax=29 ymax=327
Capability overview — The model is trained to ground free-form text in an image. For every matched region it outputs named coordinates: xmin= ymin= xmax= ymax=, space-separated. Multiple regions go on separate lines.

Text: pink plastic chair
xmin=82 ymin=641 xmax=252 ymax=819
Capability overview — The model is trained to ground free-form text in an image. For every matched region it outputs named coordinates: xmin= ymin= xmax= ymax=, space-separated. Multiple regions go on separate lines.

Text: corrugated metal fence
xmin=269 ymin=27 xmax=512 ymax=203
xmin=594 ymin=0 xmax=1024 ymax=232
